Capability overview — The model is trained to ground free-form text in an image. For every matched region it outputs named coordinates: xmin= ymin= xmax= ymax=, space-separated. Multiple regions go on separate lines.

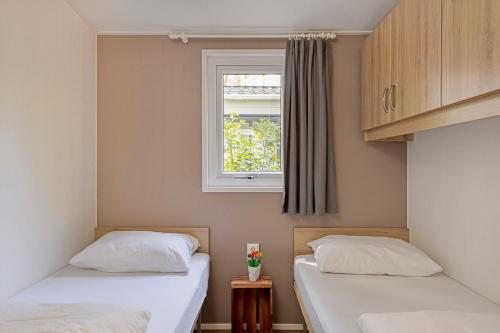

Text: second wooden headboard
xmin=293 ymin=227 xmax=409 ymax=256
xmin=94 ymin=226 xmax=210 ymax=254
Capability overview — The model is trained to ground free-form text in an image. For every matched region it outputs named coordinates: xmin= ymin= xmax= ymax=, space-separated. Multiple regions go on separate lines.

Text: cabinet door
xmin=371 ymin=15 xmax=393 ymax=128
xmin=442 ymin=0 xmax=500 ymax=105
xmin=361 ymin=34 xmax=374 ymax=130
xmin=391 ymin=0 xmax=442 ymax=119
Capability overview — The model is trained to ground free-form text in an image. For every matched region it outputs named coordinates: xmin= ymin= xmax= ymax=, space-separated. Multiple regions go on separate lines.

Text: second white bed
xmin=295 ymin=254 xmax=500 ymax=333
xmin=11 ymin=253 xmax=210 ymax=333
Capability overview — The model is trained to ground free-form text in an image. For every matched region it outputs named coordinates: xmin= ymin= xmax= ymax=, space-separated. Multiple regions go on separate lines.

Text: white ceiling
xmin=66 ymin=0 xmax=399 ymax=34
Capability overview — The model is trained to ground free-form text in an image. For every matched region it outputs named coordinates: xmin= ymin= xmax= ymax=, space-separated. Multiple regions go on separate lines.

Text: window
xmin=202 ymin=50 xmax=285 ymax=192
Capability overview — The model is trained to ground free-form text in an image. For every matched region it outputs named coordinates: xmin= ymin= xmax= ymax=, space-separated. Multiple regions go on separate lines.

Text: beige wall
xmin=97 ymin=35 xmax=407 ymax=323
xmin=409 ymin=117 xmax=500 ymax=305
xmin=0 ymin=0 xmax=96 ymax=298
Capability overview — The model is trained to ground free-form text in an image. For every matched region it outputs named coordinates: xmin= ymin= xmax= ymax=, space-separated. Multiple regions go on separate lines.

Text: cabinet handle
xmin=382 ymin=88 xmax=389 ymax=113
xmin=389 ymin=84 xmax=397 ymax=112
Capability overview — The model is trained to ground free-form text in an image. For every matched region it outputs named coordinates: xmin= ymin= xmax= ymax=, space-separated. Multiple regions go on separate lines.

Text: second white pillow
xmin=69 ymin=231 xmax=199 ymax=273
xmin=308 ymin=235 xmax=442 ymax=277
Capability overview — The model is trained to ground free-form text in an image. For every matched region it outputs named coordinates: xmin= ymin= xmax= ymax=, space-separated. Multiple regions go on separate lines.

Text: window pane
xmin=223 ymin=74 xmax=281 ymax=173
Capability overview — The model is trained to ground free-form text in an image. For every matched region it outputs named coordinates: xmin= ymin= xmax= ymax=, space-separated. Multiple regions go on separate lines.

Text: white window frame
xmin=202 ymin=49 xmax=286 ymax=192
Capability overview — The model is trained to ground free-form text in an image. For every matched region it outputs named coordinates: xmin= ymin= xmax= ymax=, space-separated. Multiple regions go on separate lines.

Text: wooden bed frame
xmin=293 ymin=227 xmax=409 ymax=333
xmin=94 ymin=226 xmax=210 ymax=333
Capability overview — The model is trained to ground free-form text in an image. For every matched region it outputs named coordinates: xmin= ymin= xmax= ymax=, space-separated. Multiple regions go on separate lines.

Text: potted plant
xmin=247 ymin=248 xmax=263 ymax=282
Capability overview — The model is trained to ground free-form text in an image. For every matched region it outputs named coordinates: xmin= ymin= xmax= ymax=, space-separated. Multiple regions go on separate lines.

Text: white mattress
xmin=11 ymin=253 xmax=210 ymax=333
xmin=294 ymin=255 xmax=500 ymax=333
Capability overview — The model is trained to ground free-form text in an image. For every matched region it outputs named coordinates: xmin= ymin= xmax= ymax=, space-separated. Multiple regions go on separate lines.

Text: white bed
xmin=10 ymin=253 xmax=209 ymax=333
xmin=295 ymin=254 xmax=500 ymax=333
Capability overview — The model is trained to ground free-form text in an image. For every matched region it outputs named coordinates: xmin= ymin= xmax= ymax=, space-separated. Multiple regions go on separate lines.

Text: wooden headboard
xmin=95 ymin=226 xmax=210 ymax=254
xmin=293 ymin=227 xmax=409 ymax=256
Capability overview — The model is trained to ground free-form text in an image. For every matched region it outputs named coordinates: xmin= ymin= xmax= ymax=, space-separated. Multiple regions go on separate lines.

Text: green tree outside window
xmin=224 ymin=113 xmax=281 ymax=172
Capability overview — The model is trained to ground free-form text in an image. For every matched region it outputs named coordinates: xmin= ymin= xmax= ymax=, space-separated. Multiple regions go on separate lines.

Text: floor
xmin=202 ymin=331 xmax=303 ymax=333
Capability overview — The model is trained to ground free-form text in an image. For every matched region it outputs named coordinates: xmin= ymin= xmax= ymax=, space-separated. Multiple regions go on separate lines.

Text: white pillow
xmin=308 ymin=235 xmax=442 ymax=277
xmin=69 ymin=231 xmax=199 ymax=273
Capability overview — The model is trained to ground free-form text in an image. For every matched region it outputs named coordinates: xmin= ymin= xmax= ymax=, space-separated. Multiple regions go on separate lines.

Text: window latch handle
xmin=234 ymin=176 xmax=254 ymax=180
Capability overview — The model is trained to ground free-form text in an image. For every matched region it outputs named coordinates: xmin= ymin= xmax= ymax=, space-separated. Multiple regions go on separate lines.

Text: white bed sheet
xmin=10 ymin=253 xmax=210 ymax=333
xmin=294 ymin=255 xmax=500 ymax=333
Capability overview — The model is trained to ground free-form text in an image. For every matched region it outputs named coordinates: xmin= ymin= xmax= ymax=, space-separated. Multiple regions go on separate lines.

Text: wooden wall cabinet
xmin=372 ymin=15 xmax=394 ymax=128
xmin=361 ymin=34 xmax=374 ymax=130
xmin=391 ymin=0 xmax=442 ymax=119
xmin=362 ymin=15 xmax=393 ymax=130
xmin=362 ymin=0 xmax=500 ymax=142
xmin=362 ymin=0 xmax=441 ymax=131
xmin=442 ymin=0 xmax=500 ymax=105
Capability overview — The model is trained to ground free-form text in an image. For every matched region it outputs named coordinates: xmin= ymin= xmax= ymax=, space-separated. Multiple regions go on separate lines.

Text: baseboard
xmin=201 ymin=323 xmax=303 ymax=330
xmin=200 ymin=323 xmax=230 ymax=330
xmin=273 ymin=323 xmax=304 ymax=330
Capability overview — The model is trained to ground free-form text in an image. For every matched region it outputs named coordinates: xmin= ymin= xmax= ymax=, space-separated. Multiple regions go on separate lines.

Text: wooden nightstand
xmin=231 ymin=276 xmax=272 ymax=333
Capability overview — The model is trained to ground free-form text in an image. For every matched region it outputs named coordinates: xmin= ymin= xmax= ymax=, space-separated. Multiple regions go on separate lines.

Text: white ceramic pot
xmin=248 ymin=265 xmax=261 ymax=282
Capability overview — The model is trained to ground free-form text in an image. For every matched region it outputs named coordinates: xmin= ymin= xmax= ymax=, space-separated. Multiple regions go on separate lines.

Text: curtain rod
xmin=170 ymin=31 xmax=340 ymax=43
xmin=98 ymin=30 xmax=372 ymax=43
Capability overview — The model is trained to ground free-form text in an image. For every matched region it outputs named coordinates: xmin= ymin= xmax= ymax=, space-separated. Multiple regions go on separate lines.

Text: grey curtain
xmin=282 ymin=38 xmax=337 ymax=215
